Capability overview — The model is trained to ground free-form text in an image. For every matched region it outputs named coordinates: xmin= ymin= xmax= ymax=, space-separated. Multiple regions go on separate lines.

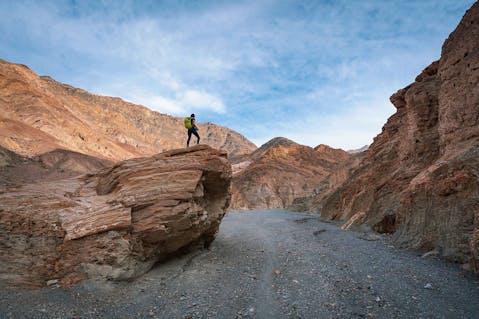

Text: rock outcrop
xmin=0 ymin=145 xmax=232 ymax=286
xmin=0 ymin=59 xmax=256 ymax=161
xmin=311 ymin=3 xmax=479 ymax=271
xmin=230 ymin=137 xmax=351 ymax=210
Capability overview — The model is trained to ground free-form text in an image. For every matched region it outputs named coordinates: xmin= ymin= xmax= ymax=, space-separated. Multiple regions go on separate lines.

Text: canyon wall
xmin=313 ymin=3 xmax=479 ymax=271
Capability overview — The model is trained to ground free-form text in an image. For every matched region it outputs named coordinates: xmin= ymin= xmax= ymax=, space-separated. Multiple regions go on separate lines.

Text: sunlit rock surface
xmin=0 ymin=145 xmax=232 ymax=286
xmin=0 ymin=59 xmax=256 ymax=160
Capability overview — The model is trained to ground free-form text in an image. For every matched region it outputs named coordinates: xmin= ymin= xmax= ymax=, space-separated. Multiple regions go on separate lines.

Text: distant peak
xmin=314 ymin=144 xmax=347 ymax=152
xmin=250 ymin=137 xmax=298 ymax=158
xmin=347 ymin=145 xmax=369 ymax=154
xmin=314 ymin=144 xmax=332 ymax=152
xmin=260 ymin=137 xmax=297 ymax=149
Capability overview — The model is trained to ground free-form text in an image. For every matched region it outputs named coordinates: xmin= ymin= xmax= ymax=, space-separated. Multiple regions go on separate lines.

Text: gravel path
xmin=1 ymin=210 xmax=478 ymax=318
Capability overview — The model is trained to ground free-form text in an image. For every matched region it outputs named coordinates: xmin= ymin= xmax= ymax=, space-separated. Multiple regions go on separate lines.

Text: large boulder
xmin=0 ymin=145 xmax=231 ymax=286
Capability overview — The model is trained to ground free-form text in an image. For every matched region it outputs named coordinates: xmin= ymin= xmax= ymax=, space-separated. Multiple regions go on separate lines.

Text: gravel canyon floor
xmin=1 ymin=210 xmax=478 ymax=319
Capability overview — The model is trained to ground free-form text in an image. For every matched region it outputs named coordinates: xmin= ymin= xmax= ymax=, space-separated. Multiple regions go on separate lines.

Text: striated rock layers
xmin=0 ymin=59 xmax=256 ymax=161
xmin=0 ymin=145 xmax=232 ymax=286
xmin=313 ymin=3 xmax=479 ymax=271
xmin=230 ymin=137 xmax=351 ymax=210
xmin=289 ymin=148 xmax=366 ymax=213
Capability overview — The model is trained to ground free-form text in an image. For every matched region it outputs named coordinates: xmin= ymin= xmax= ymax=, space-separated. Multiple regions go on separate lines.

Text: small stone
xmin=46 ymin=279 xmax=59 ymax=286
xmin=461 ymin=263 xmax=471 ymax=271
xmin=421 ymin=250 xmax=439 ymax=258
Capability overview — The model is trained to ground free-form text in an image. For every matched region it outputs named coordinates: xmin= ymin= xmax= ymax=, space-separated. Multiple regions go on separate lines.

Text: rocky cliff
xmin=0 ymin=145 xmax=232 ymax=286
xmin=230 ymin=137 xmax=351 ymax=210
xmin=0 ymin=59 xmax=256 ymax=161
xmin=312 ymin=3 xmax=479 ymax=271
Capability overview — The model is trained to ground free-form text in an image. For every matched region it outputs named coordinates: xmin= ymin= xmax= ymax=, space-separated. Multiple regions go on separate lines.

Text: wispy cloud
xmin=0 ymin=0 xmax=475 ymax=149
xmin=128 ymin=88 xmax=226 ymax=116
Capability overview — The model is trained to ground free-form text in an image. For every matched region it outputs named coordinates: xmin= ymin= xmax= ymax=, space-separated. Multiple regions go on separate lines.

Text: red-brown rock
xmin=314 ymin=3 xmax=479 ymax=272
xmin=230 ymin=137 xmax=351 ymax=210
xmin=0 ymin=145 xmax=231 ymax=285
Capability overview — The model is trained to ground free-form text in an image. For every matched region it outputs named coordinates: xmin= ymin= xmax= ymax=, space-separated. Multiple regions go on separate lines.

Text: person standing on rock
xmin=185 ymin=113 xmax=200 ymax=147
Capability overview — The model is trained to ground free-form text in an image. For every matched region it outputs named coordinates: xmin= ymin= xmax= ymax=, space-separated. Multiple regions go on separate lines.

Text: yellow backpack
xmin=184 ymin=117 xmax=192 ymax=129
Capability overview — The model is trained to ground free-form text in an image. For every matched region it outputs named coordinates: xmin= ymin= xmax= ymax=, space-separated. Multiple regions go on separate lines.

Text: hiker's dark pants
xmin=187 ymin=127 xmax=200 ymax=146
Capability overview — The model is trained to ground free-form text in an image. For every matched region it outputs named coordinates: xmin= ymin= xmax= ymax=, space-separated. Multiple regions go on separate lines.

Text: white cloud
xmin=180 ymin=90 xmax=226 ymax=113
xmin=1 ymin=0 xmax=474 ymax=148
xmin=126 ymin=92 xmax=183 ymax=115
xmin=125 ymin=88 xmax=226 ymax=116
xmin=248 ymin=88 xmax=396 ymax=150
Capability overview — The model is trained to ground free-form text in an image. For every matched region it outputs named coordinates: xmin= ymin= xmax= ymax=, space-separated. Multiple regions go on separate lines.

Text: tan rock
xmin=0 ymin=60 xmax=256 ymax=160
xmin=0 ymin=145 xmax=232 ymax=285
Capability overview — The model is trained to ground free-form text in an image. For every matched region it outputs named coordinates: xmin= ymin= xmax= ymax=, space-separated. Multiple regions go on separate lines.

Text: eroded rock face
xmin=0 ymin=145 xmax=231 ymax=286
xmin=0 ymin=60 xmax=256 ymax=160
xmin=289 ymin=149 xmax=366 ymax=212
xmin=316 ymin=3 xmax=479 ymax=271
xmin=230 ymin=137 xmax=351 ymax=210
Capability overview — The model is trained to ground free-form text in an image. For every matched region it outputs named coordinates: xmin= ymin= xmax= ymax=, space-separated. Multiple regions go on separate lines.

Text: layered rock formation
xmin=309 ymin=3 xmax=479 ymax=271
xmin=0 ymin=59 xmax=256 ymax=161
xmin=290 ymin=149 xmax=366 ymax=212
xmin=230 ymin=137 xmax=351 ymax=210
xmin=0 ymin=145 xmax=232 ymax=286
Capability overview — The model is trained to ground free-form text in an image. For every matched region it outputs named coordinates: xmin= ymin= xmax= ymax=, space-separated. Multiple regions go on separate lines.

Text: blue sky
xmin=0 ymin=0 xmax=475 ymax=149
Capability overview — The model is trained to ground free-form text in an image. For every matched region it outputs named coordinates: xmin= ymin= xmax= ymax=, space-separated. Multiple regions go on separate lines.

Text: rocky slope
xmin=230 ymin=137 xmax=351 ymax=210
xmin=0 ymin=145 xmax=232 ymax=286
xmin=0 ymin=146 xmax=112 ymax=185
xmin=0 ymin=59 xmax=256 ymax=161
xmin=289 ymin=149 xmax=366 ymax=212
xmin=308 ymin=2 xmax=479 ymax=272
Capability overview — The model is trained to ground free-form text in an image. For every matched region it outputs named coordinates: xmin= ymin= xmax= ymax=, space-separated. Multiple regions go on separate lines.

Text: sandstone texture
xmin=230 ymin=137 xmax=351 ymax=210
xmin=0 ymin=145 xmax=232 ymax=286
xmin=310 ymin=3 xmax=479 ymax=272
xmin=0 ymin=59 xmax=256 ymax=161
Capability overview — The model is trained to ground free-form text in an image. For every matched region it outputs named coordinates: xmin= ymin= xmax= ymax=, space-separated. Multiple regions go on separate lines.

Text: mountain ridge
xmin=0 ymin=58 xmax=256 ymax=161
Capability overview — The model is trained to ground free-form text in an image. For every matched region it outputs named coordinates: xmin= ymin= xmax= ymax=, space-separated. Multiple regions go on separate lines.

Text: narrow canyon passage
xmin=1 ymin=210 xmax=478 ymax=319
